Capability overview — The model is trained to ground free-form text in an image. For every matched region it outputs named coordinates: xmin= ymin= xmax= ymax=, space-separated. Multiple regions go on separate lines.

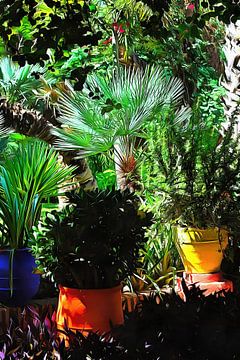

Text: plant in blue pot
xmin=0 ymin=137 xmax=74 ymax=306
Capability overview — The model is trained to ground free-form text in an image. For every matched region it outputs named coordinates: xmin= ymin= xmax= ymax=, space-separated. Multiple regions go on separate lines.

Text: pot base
xmin=176 ymin=271 xmax=233 ymax=299
xmin=0 ymin=249 xmax=40 ymax=307
xmin=56 ymin=285 xmax=124 ymax=336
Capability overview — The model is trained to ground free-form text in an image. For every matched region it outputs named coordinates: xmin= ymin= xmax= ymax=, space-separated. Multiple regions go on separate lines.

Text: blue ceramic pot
xmin=0 ymin=248 xmax=40 ymax=307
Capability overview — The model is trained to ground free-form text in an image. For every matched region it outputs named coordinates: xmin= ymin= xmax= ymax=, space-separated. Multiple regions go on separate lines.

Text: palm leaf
xmin=0 ymin=114 xmax=13 ymax=137
xmin=0 ymin=57 xmax=41 ymax=105
xmin=53 ymin=65 xmax=190 ymax=159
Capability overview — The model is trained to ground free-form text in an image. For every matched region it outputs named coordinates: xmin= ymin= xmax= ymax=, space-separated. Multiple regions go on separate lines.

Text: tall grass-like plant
xmin=0 ymin=139 xmax=75 ymax=249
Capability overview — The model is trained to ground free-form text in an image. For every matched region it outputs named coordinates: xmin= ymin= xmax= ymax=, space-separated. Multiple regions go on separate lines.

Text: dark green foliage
xmin=194 ymin=66 xmax=226 ymax=129
xmin=166 ymin=0 xmax=240 ymax=25
xmin=115 ymin=286 xmax=240 ymax=360
xmin=135 ymin=2 xmax=225 ymax=103
xmin=32 ymin=190 xmax=152 ymax=289
xmin=2 ymin=287 xmax=240 ymax=359
xmin=0 ymin=1 xmax=102 ymax=85
xmin=140 ymin=0 xmax=169 ymax=38
xmin=0 ymin=306 xmax=127 ymax=360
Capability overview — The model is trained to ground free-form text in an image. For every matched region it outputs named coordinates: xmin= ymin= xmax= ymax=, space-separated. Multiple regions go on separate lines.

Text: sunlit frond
xmin=53 ymin=65 xmax=190 ymax=158
xmin=0 ymin=115 xmax=13 ymax=137
xmin=0 ymin=57 xmax=41 ymax=106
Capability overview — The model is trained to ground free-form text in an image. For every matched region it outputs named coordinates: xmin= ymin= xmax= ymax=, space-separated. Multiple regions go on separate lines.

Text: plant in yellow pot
xmin=143 ymin=111 xmax=240 ymax=281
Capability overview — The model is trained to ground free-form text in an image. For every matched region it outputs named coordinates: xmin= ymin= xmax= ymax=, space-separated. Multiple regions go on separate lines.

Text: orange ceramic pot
xmin=56 ymin=285 xmax=124 ymax=335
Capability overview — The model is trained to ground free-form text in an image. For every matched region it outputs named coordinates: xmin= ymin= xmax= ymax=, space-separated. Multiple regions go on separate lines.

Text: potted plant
xmin=0 ymin=137 xmax=74 ymax=306
xmin=143 ymin=112 xmax=240 ymax=278
xmin=32 ymin=189 xmax=152 ymax=334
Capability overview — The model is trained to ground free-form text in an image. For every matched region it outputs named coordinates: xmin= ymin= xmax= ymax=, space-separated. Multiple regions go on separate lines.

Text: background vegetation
xmin=0 ymin=0 xmax=239 ymax=290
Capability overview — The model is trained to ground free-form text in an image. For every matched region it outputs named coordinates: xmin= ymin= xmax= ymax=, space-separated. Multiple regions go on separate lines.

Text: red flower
xmin=186 ymin=3 xmax=195 ymax=17
xmin=118 ymin=25 xmax=125 ymax=33
xmin=112 ymin=22 xmax=125 ymax=34
xmin=113 ymin=22 xmax=119 ymax=31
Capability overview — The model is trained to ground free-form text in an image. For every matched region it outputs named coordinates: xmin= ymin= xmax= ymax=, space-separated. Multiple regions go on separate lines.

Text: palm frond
xmin=53 ymin=65 xmax=188 ymax=158
xmin=0 ymin=114 xmax=13 ymax=137
xmin=173 ymin=106 xmax=192 ymax=127
xmin=0 ymin=57 xmax=41 ymax=106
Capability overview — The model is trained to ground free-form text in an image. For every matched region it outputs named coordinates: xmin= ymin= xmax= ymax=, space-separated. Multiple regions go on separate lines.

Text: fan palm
xmin=0 ymin=56 xmax=41 ymax=106
xmin=0 ymin=56 xmax=55 ymax=141
xmin=53 ymin=66 xmax=191 ymax=190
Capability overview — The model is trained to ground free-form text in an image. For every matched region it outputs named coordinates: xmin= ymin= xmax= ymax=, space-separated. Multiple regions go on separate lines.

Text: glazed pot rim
xmin=0 ymin=247 xmax=31 ymax=252
xmin=180 ymin=240 xmax=225 ymax=245
xmin=176 ymin=226 xmax=228 ymax=232
xmin=58 ymin=284 xmax=122 ymax=294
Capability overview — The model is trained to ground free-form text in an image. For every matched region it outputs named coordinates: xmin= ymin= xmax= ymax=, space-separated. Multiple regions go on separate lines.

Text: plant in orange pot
xmin=32 ymin=189 xmax=152 ymax=335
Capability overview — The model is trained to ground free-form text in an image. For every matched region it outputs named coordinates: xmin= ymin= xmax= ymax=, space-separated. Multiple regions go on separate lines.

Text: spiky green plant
xmin=0 ymin=139 xmax=75 ymax=249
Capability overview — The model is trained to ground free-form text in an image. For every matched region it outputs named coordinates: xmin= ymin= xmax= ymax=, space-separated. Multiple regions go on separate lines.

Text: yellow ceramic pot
xmin=176 ymin=227 xmax=228 ymax=274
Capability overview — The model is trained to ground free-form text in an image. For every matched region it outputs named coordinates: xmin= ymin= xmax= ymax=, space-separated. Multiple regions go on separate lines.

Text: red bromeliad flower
xmin=112 ymin=22 xmax=125 ymax=34
xmin=187 ymin=4 xmax=195 ymax=10
xmin=102 ymin=21 xmax=130 ymax=45
xmin=103 ymin=21 xmax=129 ymax=46
xmin=186 ymin=3 xmax=195 ymax=16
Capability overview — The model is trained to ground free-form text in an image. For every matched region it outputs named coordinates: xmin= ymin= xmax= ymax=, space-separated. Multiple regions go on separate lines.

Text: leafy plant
xmin=31 ymin=189 xmax=152 ymax=289
xmin=87 ymin=153 xmax=116 ymax=190
xmin=0 ymin=306 xmax=127 ymax=360
xmin=95 ymin=169 xmax=116 ymax=190
xmin=135 ymin=0 xmax=226 ymax=106
xmin=130 ymin=223 xmax=180 ymax=292
xmin=194 ymin=66 xmax=226 ymax=130
xmin=2 ymin=286 xmax=240 ymax=359
xmin=0 ymin=138 xmax=74 ymax=249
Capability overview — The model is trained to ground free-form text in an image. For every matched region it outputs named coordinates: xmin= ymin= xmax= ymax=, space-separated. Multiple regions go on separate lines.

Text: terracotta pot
xmin=56 ymin=285 xmax=124 ymax=335
xmin=176 ymin=227 xmax=228 ymax=273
